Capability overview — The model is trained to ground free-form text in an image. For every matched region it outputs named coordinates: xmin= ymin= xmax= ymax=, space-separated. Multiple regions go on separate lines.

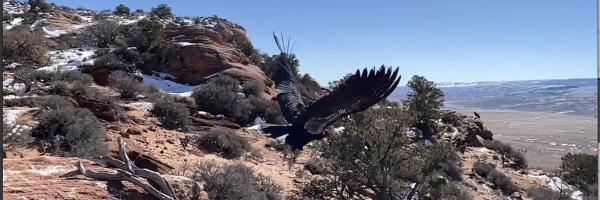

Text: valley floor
xmin=446 ymin=103 xmax=598 ymax=168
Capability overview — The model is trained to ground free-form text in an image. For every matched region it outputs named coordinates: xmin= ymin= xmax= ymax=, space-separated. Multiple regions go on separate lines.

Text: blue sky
xmin=51 ymin=0 xmax=596 ymax=85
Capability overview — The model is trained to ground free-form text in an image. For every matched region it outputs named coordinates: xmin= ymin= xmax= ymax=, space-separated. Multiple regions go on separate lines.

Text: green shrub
xmin=48 ymin=80 xmax=99 ymax=98
xmin=22 ymin=69 xmax=95 ymax=85
xmin=108 ymin=70 xmax=144 ymax=99
xmin=27 ymin=0 xmax=53 ymax=13
xmin=3 ymin=26 xmax=51 ymax=66
xmin=193 ymin=76 xmax=284 ymax=125
xmin=4 ymin=95 xmax=73 ymax=109
xmin=241 ymin=81 xmax=262 ymax=97
xmin=248 ymin=96 xmax=287 ymax=125
xmin=238 ymin=42 xmax=255 ymax=57
xmin=192 ymin=78 xmax=242 ymax=118
xmin=120 ymin=19 xmax=168 ymax=56
xmin=113 ymin=4 xmax=130 ymax=16
xmin=472 ymin=161 xmax=496 ymax=177
xmin=83 ymin=20 xmax=122 ymax=48
xmin=31 ymin=107 xmax=108 ymax=157
xmin=304 ymin=158 xmax=330 ymax=175
xmin=50 ymin=33 xmax=90 ymax=49
xmin=3 ymin=112 xmax=33 ymax=153
xmin=483 ymin=140 xmax=528 ymax=169
xmin=487 ymin=170 xmax=519 ymax=195
xmin=191 ymin=161 xmax=282 ymax=200
xmin=93 ymin=53 xmax=127 ymax=69
xmin=526 ymin=185 xmax=573 ymax=200
xmin=559 ymin=153 xmax=597 ymax=196
xmin=143 ymin=84 xmax=162 ymax=97
xmin=149 ymin=4 xmax=173 ymax=19
xmin=150 ymin=97 xmax=189 ymax=130
xmin=472 ymin=161 xmax=519 ymax=195
xmin=196 ymin=128 xmax=250 ymax=159
xmin=111 ymin=47 xmax=142 ymax=64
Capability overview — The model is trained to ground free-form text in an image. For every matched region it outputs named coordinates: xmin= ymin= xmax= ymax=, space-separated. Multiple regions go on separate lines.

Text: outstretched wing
xmin=293 ymin=66 xmax=402 ymax=134
xmin=272 ymin=32 xmax=305 ymax=124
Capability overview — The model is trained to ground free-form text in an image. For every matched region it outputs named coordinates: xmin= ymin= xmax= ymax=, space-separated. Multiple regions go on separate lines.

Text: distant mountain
xmin=389 ymin=78 xmax=598 ymax=116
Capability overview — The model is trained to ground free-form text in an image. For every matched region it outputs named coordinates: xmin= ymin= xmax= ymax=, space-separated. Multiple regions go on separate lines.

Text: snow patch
xmin=37 ymin=48 xmax=97 ymax=71
xmin=128 ymin=102 xmax=155 ymax=111
xmin=41 ymin=27 xmax=68 ymax=38
xmin=528 ymin=175 xmax=583 ymax=200
xmin=2 ymin=109 xmax=27 ymax=126
xmin=141 ymin=74 xmax=201 ymax=97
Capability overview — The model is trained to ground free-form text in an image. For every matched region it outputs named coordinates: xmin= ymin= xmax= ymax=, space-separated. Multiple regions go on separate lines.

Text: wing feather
xmin=293 ymin=65 xmax=402 ymax=134
xmin=272 ymin=32 xmax=305 ymax=124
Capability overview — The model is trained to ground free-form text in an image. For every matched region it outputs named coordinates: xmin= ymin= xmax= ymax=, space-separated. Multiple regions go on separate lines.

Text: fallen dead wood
xmin=63 ymin=137 xmax=201 ymax=200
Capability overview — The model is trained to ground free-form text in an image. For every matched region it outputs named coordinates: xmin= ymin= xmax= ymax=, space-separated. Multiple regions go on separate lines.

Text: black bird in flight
xmin=474 ymin=111 xmax=481 ymax=119
xmin=260 ymin=32 xmax=402 ymax=170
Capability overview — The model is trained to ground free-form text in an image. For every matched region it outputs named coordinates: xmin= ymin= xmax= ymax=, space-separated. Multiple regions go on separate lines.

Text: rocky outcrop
xmin=69 ymin=97 xmax=133 ymax=122
xmin=438 ymin=110 xmax=495 ymax=149
xmin=138 ymin=24 xmax=278 ymax=100
xmin=214 ymin=20 xmax=250 ymax=45
xmin=38 ymin=10 xmax=86 ymax=33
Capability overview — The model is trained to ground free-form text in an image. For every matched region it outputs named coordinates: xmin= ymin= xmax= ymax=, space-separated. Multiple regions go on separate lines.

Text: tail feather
xmin=254 ymin=117 xmax=293 ymax=142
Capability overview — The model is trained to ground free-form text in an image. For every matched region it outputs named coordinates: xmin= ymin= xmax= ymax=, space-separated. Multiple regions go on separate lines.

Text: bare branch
xmin=62 ymin=137 xmax=199 ymax=200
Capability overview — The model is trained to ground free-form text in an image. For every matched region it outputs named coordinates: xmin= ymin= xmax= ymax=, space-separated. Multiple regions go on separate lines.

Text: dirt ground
xmin=445 ymin=103 xmax=598 ymax=168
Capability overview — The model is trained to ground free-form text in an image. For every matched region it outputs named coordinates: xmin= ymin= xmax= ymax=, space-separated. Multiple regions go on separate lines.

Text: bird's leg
xmin=288 ymin=153 xmax=293 ymax=171
xmin=282 ymin=145 xmax=291 ymax=164
xmin=292 ymin=149 xmax=301 ymax=163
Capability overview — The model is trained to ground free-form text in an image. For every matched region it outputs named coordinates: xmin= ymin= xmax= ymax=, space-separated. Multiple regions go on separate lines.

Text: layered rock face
xmin=138 ymin=22 xmax=278 ymax=100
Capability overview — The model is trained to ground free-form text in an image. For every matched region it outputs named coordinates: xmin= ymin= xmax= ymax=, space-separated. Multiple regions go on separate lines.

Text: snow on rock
xmin=528 ymin=175 xmax=583 ymax=200
xmin=333 ymin=126 xmax=345 ymax=133
xmin=117 ymin=15 xmax=147 ymax=25
xmin=41 ymin=26 xmax=69 ymax=38
xmin=141 ymin=74 xmax=201 ymax=97
xmin=4 ymin=17 xmax=23 ymax=30
xmin=3 ymin=47 xmax=97 ymax=93
xmin=3 ymin=95 xmax=38 ymax=100
xmin=477 ymin=147 xmax=493 ymax=153
xmin=37 ymin=48 xmax=97 ymax=71
xmin=3 ymin=79 xmax=26 ymax=92
xmin=3 ymin=1 xmax=27 ymax=15
xmin=2 ymin=109 xmax=27 ymax=126
xmin=4 ymin=62 xmax=21 ymax=69
xmin=128 ymin=102 xmax=155 ymax=111
xmin=197 ymin=111 xmax=211 ymax=116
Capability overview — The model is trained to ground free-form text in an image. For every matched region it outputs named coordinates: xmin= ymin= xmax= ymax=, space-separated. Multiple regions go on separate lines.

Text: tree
xmin=113 ymin=4 xmax=130 ymax=16
xmin=150 ymin=4 xmax=173 ymax=19
xmin=83 ymin=20 xmax=122 ymax=48
xmin=3 ymin=25 xmax=50 ymax=66
xmin=299 ymin=107 xmax=468 ymax=200
xmin=559 ymin=153 xmax=598 ymax=197
xmin=27 ymin=0 xmax=53 ymax=13
xmin=120 ymin=19 xmax=168 ymax=54
xmin=258 ymin=53 xmax=301 ymax=82
xmin=403 ymin=75 xmax=445 ymax=142
xmin=327 ymin=72 xmax=354 ymax=90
